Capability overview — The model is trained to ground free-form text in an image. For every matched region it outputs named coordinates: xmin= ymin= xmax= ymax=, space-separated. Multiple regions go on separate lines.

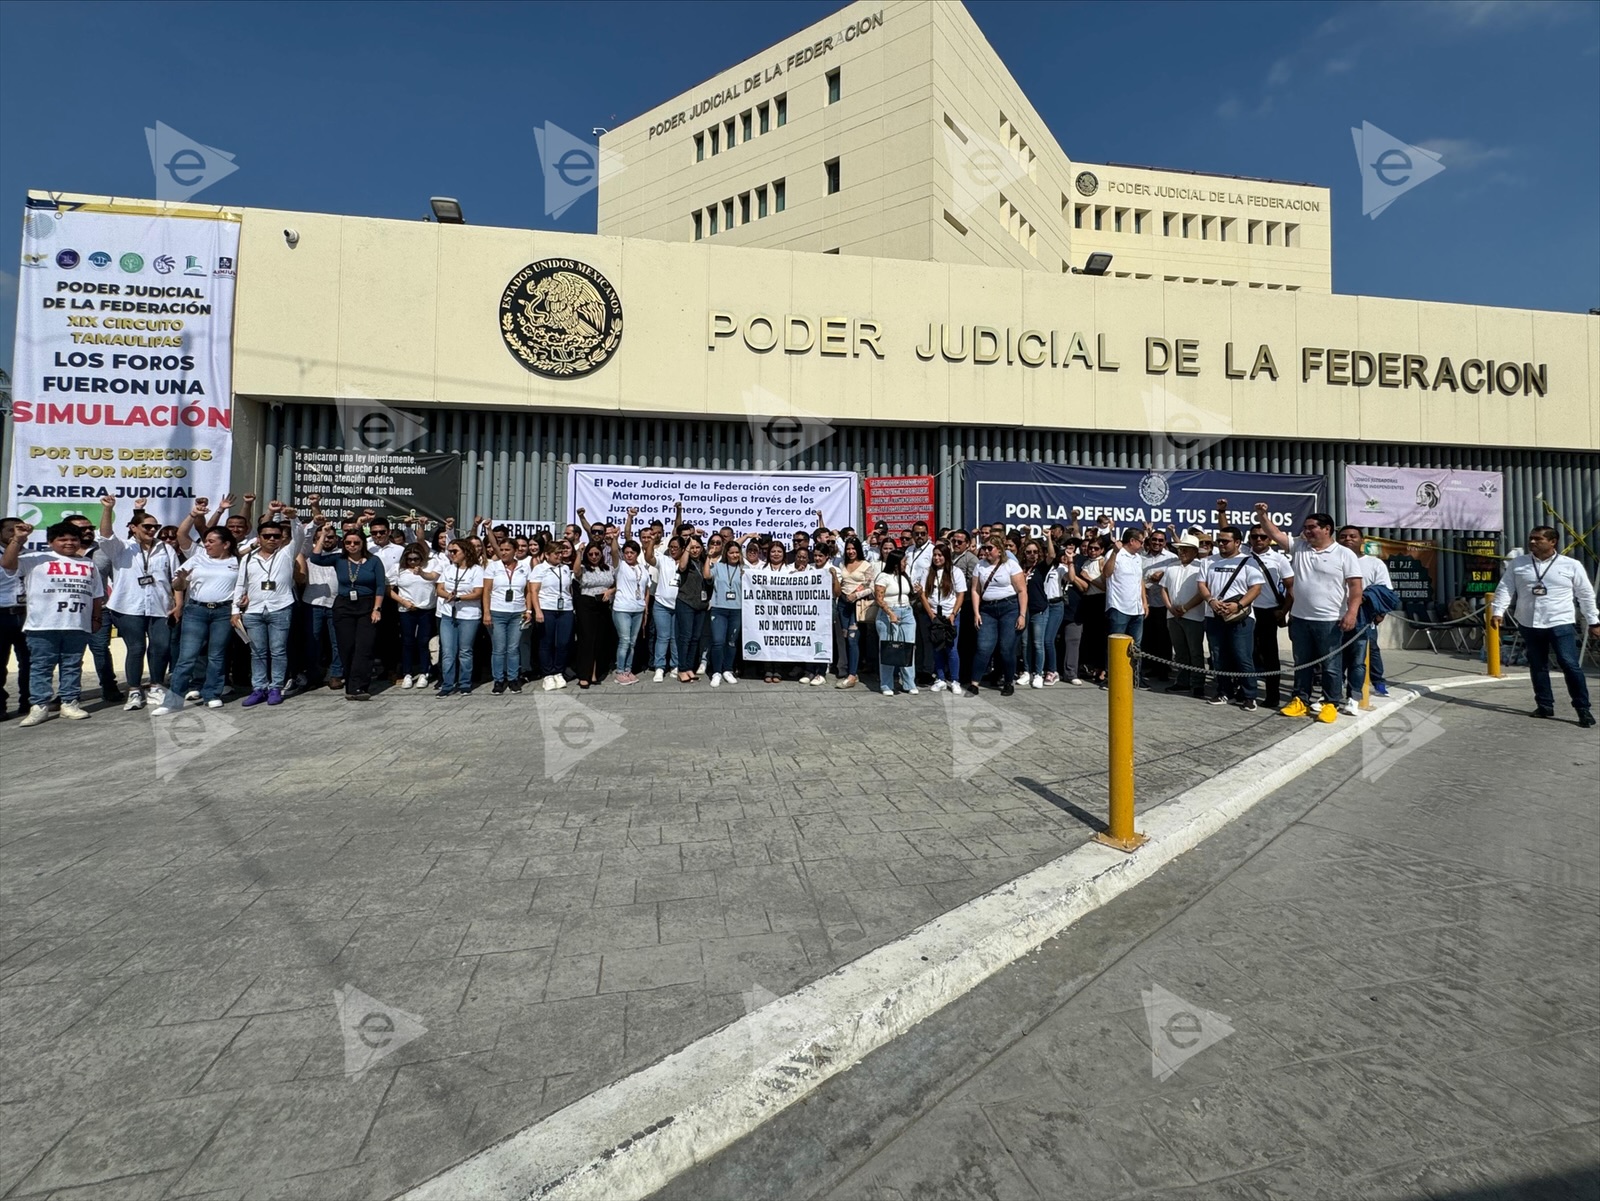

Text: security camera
xmin=283 ymin=229 xmax=299 ymax=248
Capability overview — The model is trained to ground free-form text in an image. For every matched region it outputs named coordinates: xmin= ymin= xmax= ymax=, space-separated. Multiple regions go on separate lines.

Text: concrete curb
xmin=400 ymin=675 xmax=1506 ymax=1201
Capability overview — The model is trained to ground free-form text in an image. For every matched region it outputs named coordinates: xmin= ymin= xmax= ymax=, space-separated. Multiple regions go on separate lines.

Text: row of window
xmin=690 ymin=68 xmax=843 ymax=164
xmin=999 ymin=112 xmax=1037 ymax=181
xmin=1069 ymin=202 xmax=1300 ymax=247
xmin=692 ymin=179 xmax=787 ymax=239
xmin=1072 ymin=267 xmax=1301 ymax=291
xmin=998 ymin=195 xmax=1038 ymax=258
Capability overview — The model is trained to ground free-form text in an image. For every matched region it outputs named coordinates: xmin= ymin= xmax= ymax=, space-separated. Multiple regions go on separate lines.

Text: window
xmin=1114 ymin=208 xmax=1125 ymax=233
xmin=827 ymin=69 xmax=841 ymax=104
xmin=1285 ymin=222 xmax=1299 ymax=248
xmin=825 ymin=247 xmax=840 ymax=254
xmin=1201 ymin=216 xmax=1213 ymax=241
xmin=709 ymin=127 xmax=719 ymax=156
xmin=998 ymin=113 xmax=1036 ymax=180
xmin=725 ymin=118 xmax=735 ymax=148
xmin=1220 ymin=218 xmax=1233 ymax=242
xmin=742 ymin=110 xmax=753 ymax=141
xmin=1073 ymin=204 xmax=1087 ymax=229
xmin=776 ymin=94 xmax=787 ymax=126
xmin=695 ymin=134 xmax=704 ymax=163
xmin=708 ymin=206 xmax=718 ymax=235
xmin=1247 ymin=220 xmax=1260 ymax=244
xmin=1093 ymin=206 xmax=1105 ymax=231
xmin=825 ymin=157 xmax=840 ymax=195
xmin=740 ymin=192 xmax=750 ymax=224
xmin=758 ymin=103 xmax=770 ymax=134
xmin=723 ymin=198 xmax=734 ymax=229
xmin=693 ymin=211 xmax=702 ymax=240
xmin=946 ymin=210 xmax=970 ymax=235
xmin=1266 ymin=221 xmax=1278 ymax=246
xmin=774 ymin=178 xmax=786 ymax=211
xmin=1134 ymin=209 xmax=1148 ymax=234
xmin=757 ymin=186 xmax=768 ymax=218
xmin=1181 ymin=214 xmax=1193 ymax=238
xmin=1163 ymin=212 xmax=1175 ymax=236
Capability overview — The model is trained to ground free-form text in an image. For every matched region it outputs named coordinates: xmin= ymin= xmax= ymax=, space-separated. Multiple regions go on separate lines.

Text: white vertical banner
xmin=1345 ymin=465 xmax=1503 ymax=531
xmin=9 ymin=201 xmax=239 ymax=540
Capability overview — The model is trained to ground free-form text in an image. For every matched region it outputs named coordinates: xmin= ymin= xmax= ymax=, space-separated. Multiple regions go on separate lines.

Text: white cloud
xmin=1216 ymin=96 xmax=1243 ymax=120
xmin=1414 ymin=137 xmax=1513 ymax=170
xmin=1324 ymin=56 xmax=1356 ymax=74
xmin=1266 ymin=58 xmax=1292 ymax=87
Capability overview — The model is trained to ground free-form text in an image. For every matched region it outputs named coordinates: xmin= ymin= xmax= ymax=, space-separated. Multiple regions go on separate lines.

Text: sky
xmin=2 ymin=0 xmax=1597 ymax=375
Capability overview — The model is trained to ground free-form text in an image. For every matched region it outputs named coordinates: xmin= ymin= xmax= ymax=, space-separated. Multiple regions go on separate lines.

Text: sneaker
xmin=1207 ymin=694 xmax=1227 ymax=706
xmin=492 ymin=681 xmax=507 ymax=695
xmin=291 ymin=674 xmax=307 ymax=690
xmin=437 ymin=688 xmax=456 ymax=699
xmin=59 ymin=700 xmax=91 ymax=720
xmin=722 ymin=671 xmax=738 ymax=684
xmin=618 ymin=672 xmax=636 ymax=686
xmin=542 ymin=676 xmax=558 ymax=692
xmin=1043 ymin=672 xmax=1058 ymax=686
xmin=1317 ymin=703 xmax=1338 ymax=724
xmin=400 ymin=674 xmax=415 ymax=689
xmin=1338 ymin=699 xmax=1359 ymax=716
xmin=459 ymin=688 xmax=472 ymax=697
xmin=1030 ymin=677 xmax=1044 ymax=689
xmin=836 ymin=676 xmax=857 ymax=689
xmin=145 ymin=685 xmax=166 ymax=706
xmin=101 ymin=684 xmax=124 ymax=705
xmin=882 ymin=688 xmax=894 ymax=696
xmin=206 ymin=698 xmax=224 ymax=709
xmin=120 ymin=688 xmax=142 ymax=712
xmin=1240 ymin=699 xmax=1259 ymax=712
xmin=266 ymin=688 xmax=284 ymax=706
xmin=242 ymin=689 xmax=270 ymax=708
xmin=508 ymin=679 xmax=522 ymax=693
xmin=555 ymin=676 xmax=568 ymax=689
xmin=185 ymin=690 xmax=202 ymax=702
xmin=1579 ymin=709 xmax=1596 ymax=729
xmin=710 ymin=675 xmax=722 ymax=688
xmin=1371 ymin=683 xmax=1389 ymax=697
xmin=653 ymin=669 xmax=664 ymax=683
xmin=809 ymin=675 xmax=825 ymax=686
xmin=1068 ymin=677 xmax=1084 ymax=687
xmin=908 ymin=685 xmax=920 ymax=695
xmin=18 ymin=704 xmax=51 ymax=727
xmin=1016 ymin=672 xmax=1031 ymax=687
xmin=151 ymin=699 xmax=184 ymax=716
xmin=1279 ymin=698 xmax=1309 ymax=718
xmin=931 ymin=680 xmax=948 ymax=693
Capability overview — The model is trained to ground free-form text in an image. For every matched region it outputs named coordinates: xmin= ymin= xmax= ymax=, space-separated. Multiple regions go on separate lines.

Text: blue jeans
xmin=1289 ymin=617 xmax=1344 ymax=705
xmin=877 ymin=604 xmax=914 ymax=692
xmin=1204 ymin=615 xmax=1257 ymax=701
xmin=1342 ymin=624 xmax=1387 ymax=697
xmin=439 ymin=615 xmax=478 ymax=692
xmin=614 ymin=608 xmax=645 ymax=673
xmin=109 ymin=609 xmax=172 ymax=689
xmin=304 ymin=604 xmax=343 ymax=680
xmin=400 ymin=609 xmax=435 ymax=677
xmin=27 ymin=629 xmax=90 ymax=705
xmin=489 ymin=611 xmax=523 ymax=682
xmin=1024 ymin=611 xmax=1051 ymax=676
xmin=709 ymin=608 xmax=742 ymax=676
xmin=651 ymin=601 xmax=676 ymax=671
xmin=1042 ymin=602 xmax=1065 ymax=674
xmin=169 ymin=605 xmax=232 ymax=702
xmin=1108 ymin=608 xmax=1146 ymax=685
xmin=973 ymin=596 xmax=1020 ymax=686
xmin=242 ymin=606 xmax=293 ymax=690
xmin=539 ymin=609 xmax=574 ymax=678
xmin=674 ymin=607 xmax=708 ymax=673
xmin=837 ymin=597 xmax=860 ymax=676
xmin=1523 ymin=624 xmax=1591 ymax=713
xmin=932 ymin=611 xmax=960 ymax=683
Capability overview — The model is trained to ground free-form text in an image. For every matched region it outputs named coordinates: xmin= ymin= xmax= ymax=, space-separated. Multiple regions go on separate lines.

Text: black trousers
xmin=573 ymin=595 xmax=611 ymax=681
xmin=1253 ymin=610 xmax=1285 ymax=708
xmin=0 ymin=608 xmax=29 ymax=711
xmin=330 ymin=597 xmax=378 ymax=695
xmin=1142 ymin=606 xmax=1172 ymax=679
xmin=913 ymin=606 xmax=933 ymax=680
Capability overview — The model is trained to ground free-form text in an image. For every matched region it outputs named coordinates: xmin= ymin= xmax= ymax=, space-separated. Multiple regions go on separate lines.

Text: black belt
xmin=0 ymin=604 xmax=23 ymax=615
xmin=1048 ymin=598 xmax=1065 ymax=606
xmin=191 ymin=601 xmax=231 ymax=610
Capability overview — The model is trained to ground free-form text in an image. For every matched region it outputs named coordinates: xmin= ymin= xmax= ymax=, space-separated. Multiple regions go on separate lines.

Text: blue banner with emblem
xmin=963 ymin=462 xmax=1327 ymax=536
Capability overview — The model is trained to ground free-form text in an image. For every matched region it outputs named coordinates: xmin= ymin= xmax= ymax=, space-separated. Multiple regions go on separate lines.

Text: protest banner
xmin=741 ymin=571 xmax=833 ymax=662
xmin=1345 ymin=465 xmax=1503 ymax=531
xmin=1363 ymin=536 xmax=1439 ymax=609
xmin=864 ymin=475 xmax=935 ymax=533
xmin=568 ymin=465 xmax=856 ymax=534
xmin=291 ymin=449 xmax=460 ymax=524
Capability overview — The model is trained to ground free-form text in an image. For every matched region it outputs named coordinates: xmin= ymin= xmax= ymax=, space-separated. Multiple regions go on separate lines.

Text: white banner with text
xmin=566 ymin=465 xmax=857 ymax=535
xmin=1345 ymin=465 xmax=1503 ymax=531
xmin=741 ymin=571 xmax=834 ymax=663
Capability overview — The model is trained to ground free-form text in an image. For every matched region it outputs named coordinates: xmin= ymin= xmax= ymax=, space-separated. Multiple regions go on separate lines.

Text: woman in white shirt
xmin=792 ymin=547 xmax=829 ymax=686
xmin=609 ymin=531 xmax=650 ymax=685
xmin=95 ymin=493 xmax=181 ymax=711
xmin=530 ymin=540 xmax=576 ymax=690
xmin=482 ymin=535 xmax=533 ymax=695
xmin=645 ymin=534 xmax=682 ymax=682
xmin=873 ymin=547 xmax=918 ymax=697
xmin=434 ymin=539 xmax=486 ymax=698
xmin=919 ymin=541 xmax=967 ymax=694
xmin=152 ymin=526 xmax=241 ymax=714
xmin=1076 ymin=537 xmax=1110 ymax=686
xmin=968 ymin=536 xmax=1028 ymax=697
xmin=833 ymin=537 xmax=875 ymax=690
xmin=298 ymin=523 xmax=344 ymax=688
xmin=391 ymin=543 xmax=440 ymax=689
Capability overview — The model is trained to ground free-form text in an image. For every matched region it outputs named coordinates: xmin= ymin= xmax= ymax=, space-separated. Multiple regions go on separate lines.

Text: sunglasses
xmin=138 ymin=524 xmax=159 ymax=532
xmin=258 ymin=531 xmax=284 ymax=539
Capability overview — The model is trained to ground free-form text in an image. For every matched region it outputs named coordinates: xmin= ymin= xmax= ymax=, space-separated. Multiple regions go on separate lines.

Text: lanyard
xmin=344 ymin=557 xmax=364 ymax=592
xmin=1531 ymin=555 xmax=1557 ymax=587
xmin=250 ymin=547 xmax=282 ymax=590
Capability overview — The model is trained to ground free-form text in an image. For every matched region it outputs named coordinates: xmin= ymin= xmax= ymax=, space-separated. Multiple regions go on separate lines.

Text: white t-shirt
xmin=176 ymin=550 xmax=241 ymax=607
xmin=1249 ymin=548 xmax=1294 ymax=612
xmin=1141 ymin=550 xmax=1178 ymax=608
xmin=613 ymin=560 xmax=650 ymax=613
xmin=1163 ymin=560 xmax=1207 ymax=622
xmin=368 ymin=540 xmax=405 ymax=582
xmin=926 ymin=566 xmax=968 ymax=618
xmin=650 ymin=551 xmax=680 ymax=609
xmin=16 ymin=552 xmax=103 ymax=632
xmin=1358 ymin=554 xmax=1393 ymax=591
xmin=529 ymin=562 xmax=573 ymax=612
xmin=1287 ymin=538 xmax=1362 ymax=622
xmin=484 ymin=560 xmax=532 ymax=614
xmin=394 ymin=568 xmax=437 ymax=610
xmin=303 ymin=559 xmax=337 ymax=608
xmin=1201 ymin=554 xmax=1267 ymax=604
xmin=877 ymin=571 xmax=916 ymax=608
xmin=1104 ymin=549 xmax=1147 ymax=615
xmin=974 ymin=556 xmax=1021 ymax=600
xmin=437 ymin=564 xmax=486 ymax=620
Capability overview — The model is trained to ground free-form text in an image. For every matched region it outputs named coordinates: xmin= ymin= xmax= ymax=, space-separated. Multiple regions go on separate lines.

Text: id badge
xmin=1531 ymin=584 xmax=1548 ymax=596
xmin=725 ymin=590 xmax=736 ymax=601
xmin=348 ymin=589 xmax=359 ymax=601
xmin=137 ymin=574 xmax=155 ymax=586
xmin=262 ymin=581 xmax=276 ymax=591
xmin=505 ymin=587 xmax=515 ymax=602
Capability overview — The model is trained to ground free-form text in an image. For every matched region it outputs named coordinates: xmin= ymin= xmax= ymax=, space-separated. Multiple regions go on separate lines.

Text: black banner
xmin=291 ymin=450 xmax=462 ymax=525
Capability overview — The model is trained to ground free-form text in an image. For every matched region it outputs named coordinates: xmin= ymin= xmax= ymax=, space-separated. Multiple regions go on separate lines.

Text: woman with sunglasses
xmin=572 ymin=541 xmax=616 ymax=689
xmin=791 ymin=547 xmax=830 ymax=686
xmin=481 ymin=530 xmax=532 ymax=695
xmin=94 ymin=492 xmax=182 ymax=711
xmin=1076 ymin=536 xmax=1110 ymax=686
xmin=968 ymin=535 xmax=1028 ymax=696
xmin=434 ymin=538 xmax=485 ymax=697
xmin=151 ymin=525 xmax=240 ymax=715
xmin=529 ymin=539 xmax=575 ymax=690
xmin=231 ymin=510 xmax=306 ymax=707
xmin=391 ymin=541 xmax=440 ymax=689
xmin=307 ymin=529 xmax=387 ymax=701
xmin=674 ymin=536 xmax=711 ymax=683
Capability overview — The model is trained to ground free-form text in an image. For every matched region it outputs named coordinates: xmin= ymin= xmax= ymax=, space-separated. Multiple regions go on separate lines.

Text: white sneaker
xmin=882 ymin=688 xmax=894 ymax=696
xmin=400 ymin=674 xmax=414 ymax=689
xmin=59 ymin=701 xmax=91 ymax=720
xmin=151 ymin=699 xmax=185 ymax=716
xmin=18 ymin=704 xmax=51 ymax=727
xmin=931 ymin=680 xmax=948 ymax=693
xmin=907 ymin=685 xmax=919 ymax=695
xmin=123 ymin=688 xmax=144 ymax=711
xmin=653 ymin=669 xmax=664 ymax=683
xmin=1339 ymin=699 xmax=1359 ymax=716
xmin=541 ymin=675 xmax=555 ymax=691
xmin=1030 ymin=677 xmax=1044 ymax=689
xmin=1068 ymin=677 xmax=1085 ymax=687
xmin=949 ymin=684 xmax=966 ymax=697
xmin=555 ymin=676 xmax=568 ymax=688
xmin=710 ymin=674 xmax=722 ymax=688
xmin=722 ymin=671 xmax=738 ymax=684
xmin=1017 ymin=672 xmax=1031 ymax=687
xmin=206 ymin=698 xmax=224 ymax=709
xmin=184 ymin=690 xmax=201 ymax=702
xmin=145 ymin=685 xmax=166 ymax=705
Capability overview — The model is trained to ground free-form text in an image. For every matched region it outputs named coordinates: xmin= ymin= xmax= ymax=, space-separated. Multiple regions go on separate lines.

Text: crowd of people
xmin=6 ymin=488 xmax=1588 ymax=729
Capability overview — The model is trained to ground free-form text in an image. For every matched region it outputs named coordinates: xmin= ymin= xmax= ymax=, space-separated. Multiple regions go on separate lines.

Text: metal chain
xmin=1124 ymin=622 xmax=1374 ymax=679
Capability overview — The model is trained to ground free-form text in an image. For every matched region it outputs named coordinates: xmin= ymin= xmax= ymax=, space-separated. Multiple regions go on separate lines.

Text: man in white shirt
xmin=1139 ymin=528 xmax=1178 ymax=683
xmin=1195 ymin=527 xmax=1266 ymax=709
xmin=1 ymin=521 xmax=105 ymax=726
xmin=366 ymin=516 xmax=406 ymax=681
xmin=1245 ymin=527 xmax=1295 ymax=709
xmin=1338 ymin=526 xmax=1395 ymax=706
xmin=1492 ymin=525 xmax=1599 ymax=727
xmin=96 ymin=492 xmax=182 ymax=711
xmin=234 ymin=510 xmax=306 ymax=707
xmin=1101 ymin=529 xmax=1150 ymax=686
xmin=1160 ymin=535 xmax=1208 ymax=697
xmin=0 ymin=515 xmax=31 ymax=720
xmin=1257 ymin=504 xmax=1363 ymax=723
xmin=900 ymin=520 xmax=936 ymax=683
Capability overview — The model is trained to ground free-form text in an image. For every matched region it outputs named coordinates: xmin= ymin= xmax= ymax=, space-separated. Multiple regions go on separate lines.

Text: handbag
xmin=929 ymin=613 xmax=955 ymax=649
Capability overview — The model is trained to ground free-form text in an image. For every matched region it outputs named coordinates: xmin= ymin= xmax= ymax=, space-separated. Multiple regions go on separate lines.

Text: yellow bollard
xmin=1096 ymin=634 xmax=1148 ymax=853
xmin=1360 ymin=640 xmax=1374 ymax=711
xmin=1486 ymin=608 xmax=1502 ymax=678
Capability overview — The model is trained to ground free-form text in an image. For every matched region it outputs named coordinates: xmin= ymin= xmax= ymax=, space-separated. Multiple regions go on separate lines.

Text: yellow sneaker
xmin=1279 ymin=697 xmax=1308 ymax=718
xmin=1316 ymin=703 xmax=1338 ymax=724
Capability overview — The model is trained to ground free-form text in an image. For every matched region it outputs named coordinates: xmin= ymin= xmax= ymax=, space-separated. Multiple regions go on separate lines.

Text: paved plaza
xmin=1 ymin=647 xmax=1592 ymax=1199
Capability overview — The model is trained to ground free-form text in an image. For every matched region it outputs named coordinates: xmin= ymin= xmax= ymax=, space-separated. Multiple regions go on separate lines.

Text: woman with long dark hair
xmin=833 ymin=536 xmax=874 ymax=690
xmin=572 ymin=541 xmax=616 ymax=689
xmin=920 ymin=540 xmax=967 ymax=694
xmin=707 ymin=539 xmax=746 ymax=687
xmin=529 ymin=539 xmax=574 ymax=690
xmin=391 ymin=542 xmax=439 ymax=689
xmin=308 ymin=529 xmax=387 ymax=700
xmin=152 ymin=525 xmax=240 ymax=715
xmin=969 ymin=535 xmax=1028 ymax=697
xmin=873 ymin=547 xmax=917 ymax=696
xmin=435 ymin=537 xmax=484 ymax=698
xmin=1076 ymin=535 xmax=1110 ymax=686
xmin=645 ymin=533 xmax=682 ymax=683
xmin=674 ymin=536 xmax=710 ymax=683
